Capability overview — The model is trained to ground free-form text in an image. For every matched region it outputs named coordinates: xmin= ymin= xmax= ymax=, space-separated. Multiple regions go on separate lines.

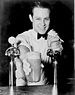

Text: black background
xmin=0 ymin=0 xmax=74 ymax=93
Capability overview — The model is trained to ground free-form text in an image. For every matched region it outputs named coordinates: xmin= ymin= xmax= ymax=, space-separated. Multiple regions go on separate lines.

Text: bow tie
xmin=37 ymin=33 xmax=47 ymax=39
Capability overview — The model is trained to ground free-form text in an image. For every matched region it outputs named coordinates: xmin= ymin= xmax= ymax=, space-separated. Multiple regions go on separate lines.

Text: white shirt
xmin=16 ymin=29 xmax=50 ymax=62
xmin=15 ymin=29 xmax=63 ymax=86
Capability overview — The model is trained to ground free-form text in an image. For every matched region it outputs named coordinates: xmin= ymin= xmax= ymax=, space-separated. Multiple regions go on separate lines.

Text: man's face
xmin=30 ymin=7 xmax=50 ymax=34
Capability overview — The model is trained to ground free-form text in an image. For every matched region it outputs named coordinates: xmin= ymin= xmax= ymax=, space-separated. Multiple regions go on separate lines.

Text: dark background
xmin=0 ymin=0 xmax=74 ymax=93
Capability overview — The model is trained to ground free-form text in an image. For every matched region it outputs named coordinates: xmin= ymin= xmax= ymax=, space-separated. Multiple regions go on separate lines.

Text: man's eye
xmin=45 ymin=18 xmax=50 ymax=21
xmin=35 ymin=18 xmax=41 ymax=20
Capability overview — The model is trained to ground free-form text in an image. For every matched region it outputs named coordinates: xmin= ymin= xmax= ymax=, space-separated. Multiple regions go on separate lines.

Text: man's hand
xmin=47 ymin=29 xmax=63 ymax=52
xmin=50 ymin=41 xmax=63 ymax=52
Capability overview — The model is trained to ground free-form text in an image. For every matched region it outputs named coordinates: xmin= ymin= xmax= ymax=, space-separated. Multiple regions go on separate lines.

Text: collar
xmin=31 ymin=29 xmax=37 ymax=40
xmin=31 ymin=29 xmax=47 ymax=40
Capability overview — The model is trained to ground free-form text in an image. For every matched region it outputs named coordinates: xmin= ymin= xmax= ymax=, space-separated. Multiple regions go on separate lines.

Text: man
xmin=15 ymin=1 xmax=63 ymax=86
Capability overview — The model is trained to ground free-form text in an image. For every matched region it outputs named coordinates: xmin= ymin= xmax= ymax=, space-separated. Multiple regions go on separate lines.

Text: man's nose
xmin=41 ymin=19 xmax=46 ymax=26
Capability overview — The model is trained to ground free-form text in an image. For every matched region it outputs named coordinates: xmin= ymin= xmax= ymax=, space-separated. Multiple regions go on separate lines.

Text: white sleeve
xmin=16 ymin=34 xmax=31 ymax=51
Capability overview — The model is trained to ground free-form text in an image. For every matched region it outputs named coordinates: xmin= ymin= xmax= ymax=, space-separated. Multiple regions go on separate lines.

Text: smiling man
xmin=29 ymin=7 xmax=50 ymax=35
xmin=15 ymin=1 xmax=63 ymax=86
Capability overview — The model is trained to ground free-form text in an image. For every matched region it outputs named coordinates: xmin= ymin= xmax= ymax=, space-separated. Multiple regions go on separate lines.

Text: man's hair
xmin=30 ymin=1 xmax=51 ymax=16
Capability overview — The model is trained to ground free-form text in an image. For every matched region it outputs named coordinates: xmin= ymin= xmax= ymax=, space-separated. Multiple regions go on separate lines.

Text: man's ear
xmin=29 ymin=14 xmax=33 ymax=22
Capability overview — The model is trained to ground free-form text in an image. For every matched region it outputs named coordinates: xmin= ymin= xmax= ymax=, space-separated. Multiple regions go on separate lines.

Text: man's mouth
xmin=40 ymin=27 xmax=46 ymax=31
